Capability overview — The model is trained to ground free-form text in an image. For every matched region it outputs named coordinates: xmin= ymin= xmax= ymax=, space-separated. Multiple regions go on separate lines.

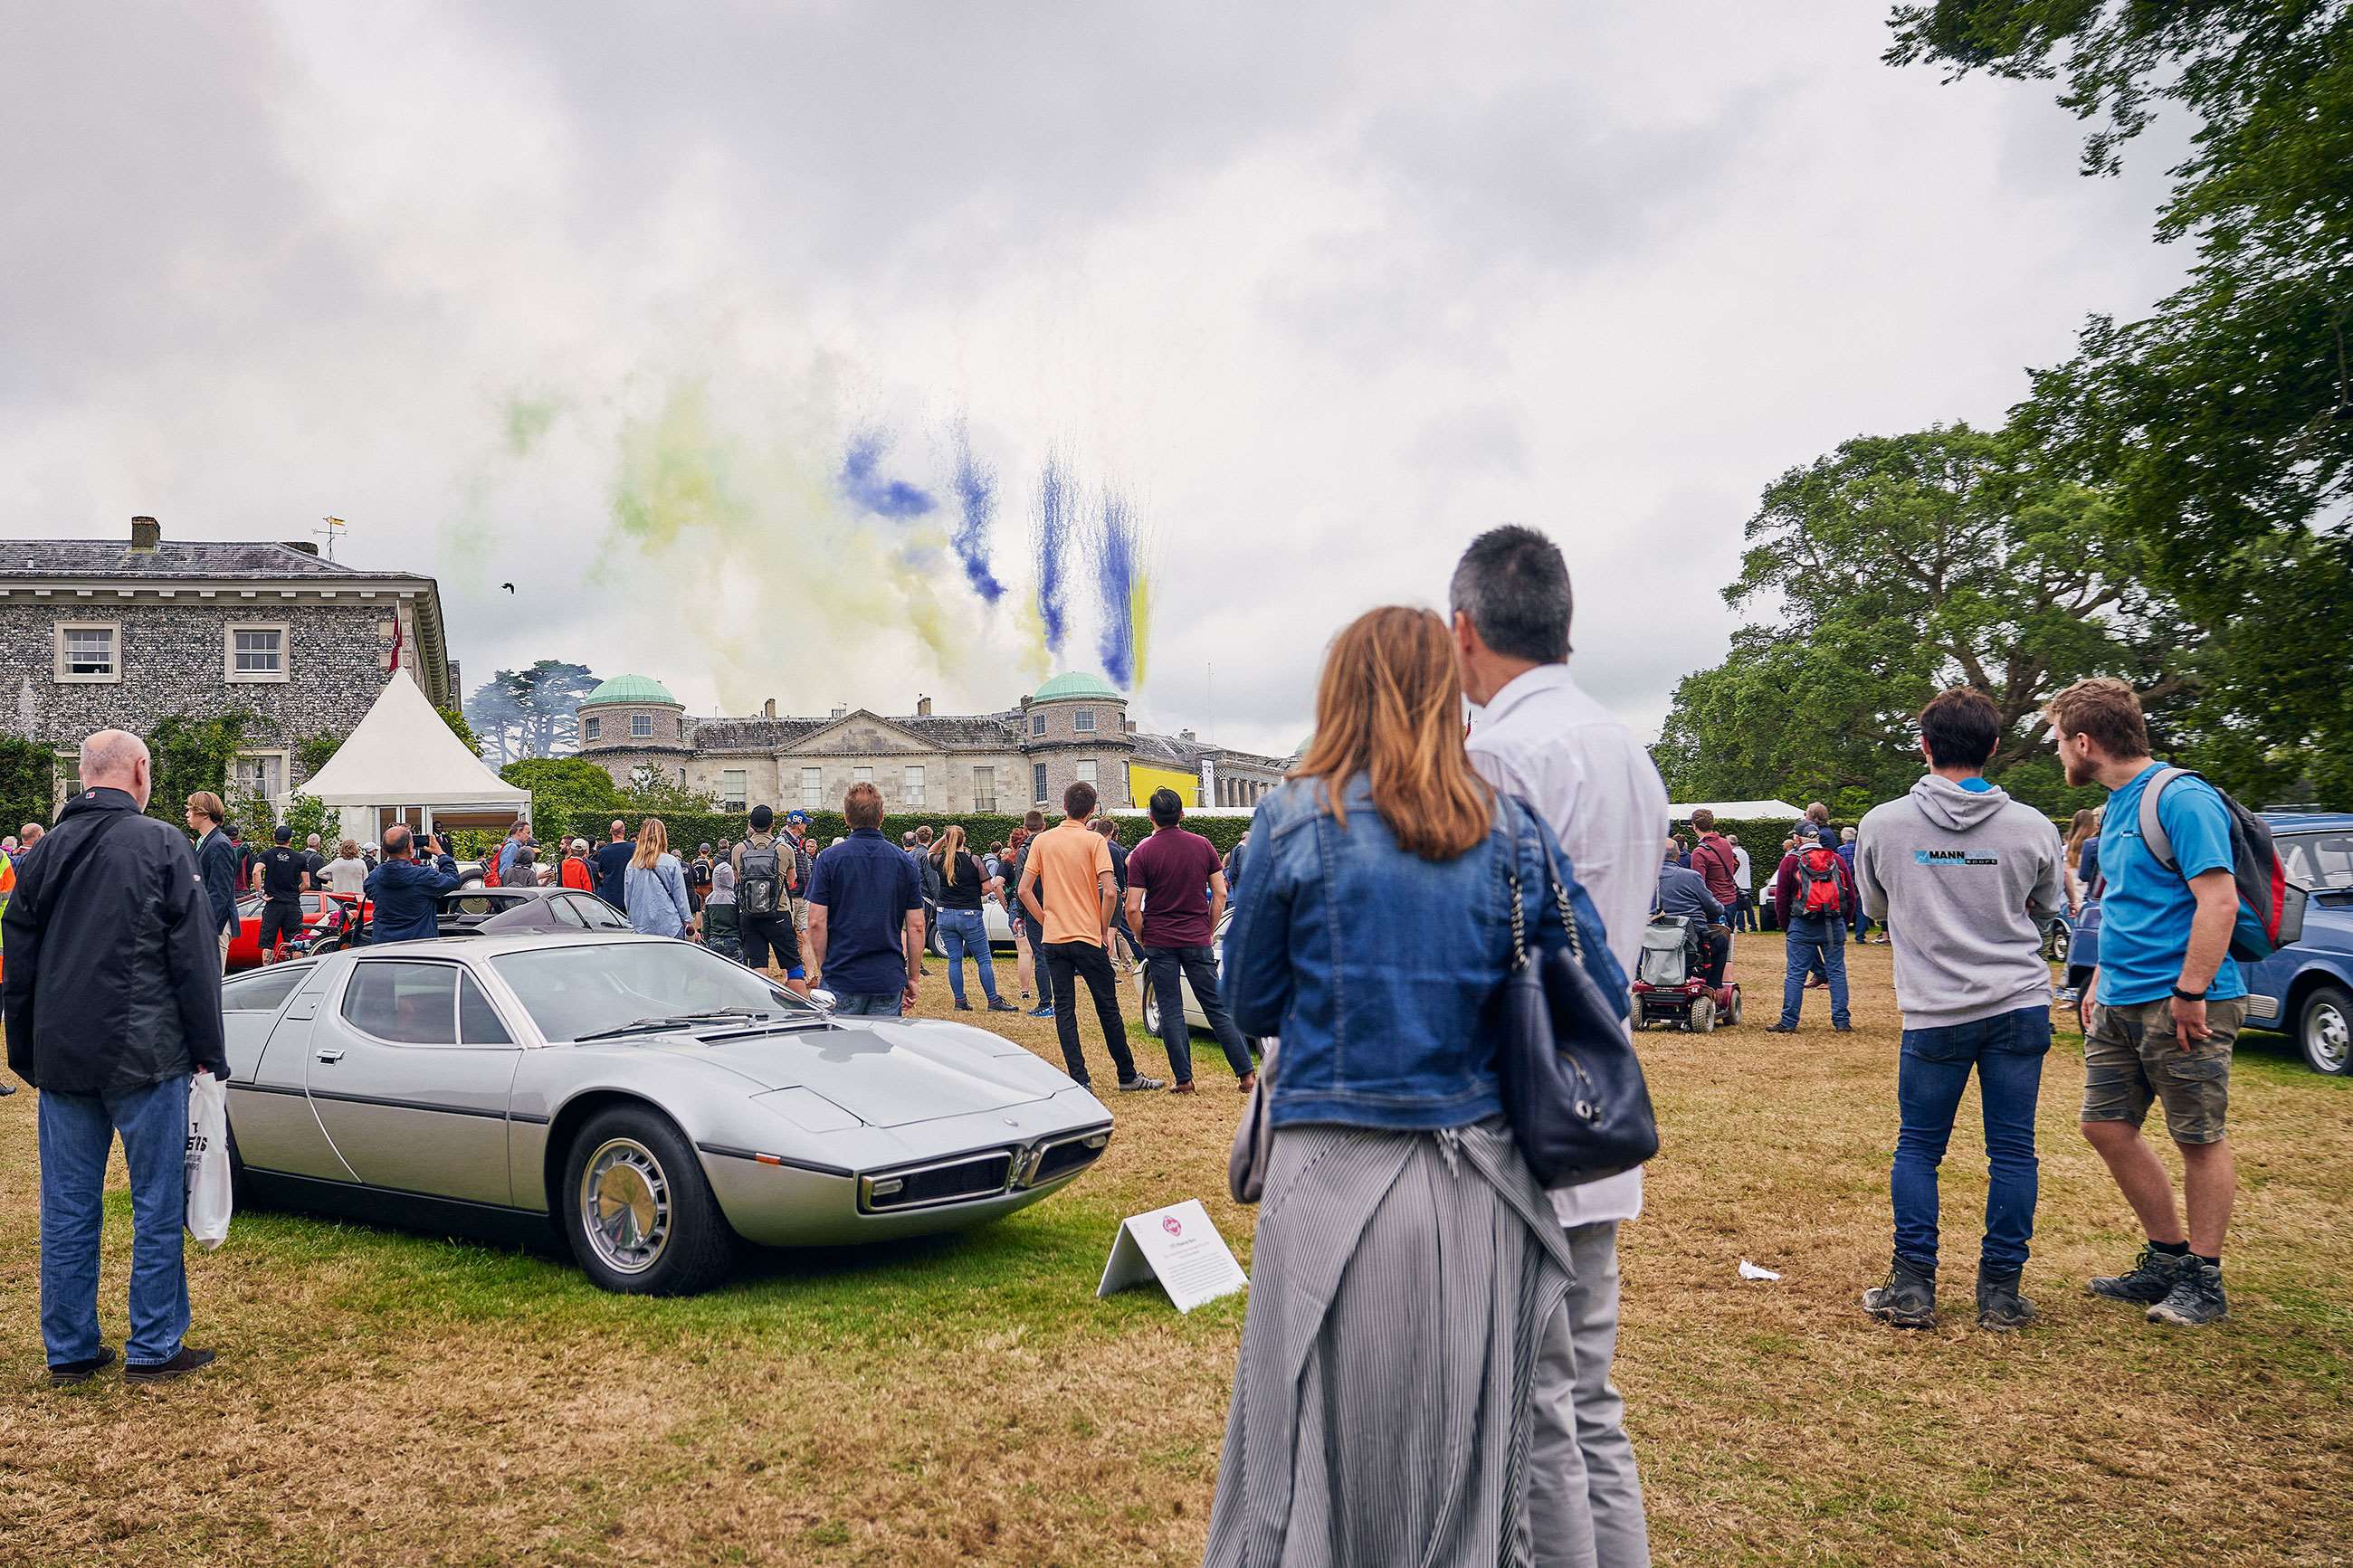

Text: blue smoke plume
xmin=1096 ymin=489 xmax=1138 ymax=687
xmin=949 ymin=423 xmax=1005 ymax=603
xmin=1034 ymin=454 xmax=1072 ymax=653
xmin=840 ymin=430 xmax=938 ymax=518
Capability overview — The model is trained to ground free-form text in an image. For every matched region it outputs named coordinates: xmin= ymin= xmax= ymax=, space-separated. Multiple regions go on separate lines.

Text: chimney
xmin=1018 ymin=695 xmax=1033 ymax=711
xmin=1123 ymin=719 xmax=1137 ymax=734
xmin=763 ymin=698 xmax=776 ymax=718
xmin=831 ymin=704 xmax=847 ymax=719
xmin=129 ymin=516 xmax=161 ymax=551
xmin=1179 ymin=727 xmax=1196 ymax=742
xmin=284 ymin=540 xmax=319 ymax=556
xmin=917 ymin=695 xmax=933 ymax=717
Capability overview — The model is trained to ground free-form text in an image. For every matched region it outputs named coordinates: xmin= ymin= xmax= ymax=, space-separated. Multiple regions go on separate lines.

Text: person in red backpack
xmin=1767 ymin=823 xmax=1858 ymax=1032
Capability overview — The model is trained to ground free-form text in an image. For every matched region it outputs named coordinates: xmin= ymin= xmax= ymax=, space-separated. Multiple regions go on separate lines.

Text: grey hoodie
xmin=1854 ymin=775 xmax=2065 ymax=1029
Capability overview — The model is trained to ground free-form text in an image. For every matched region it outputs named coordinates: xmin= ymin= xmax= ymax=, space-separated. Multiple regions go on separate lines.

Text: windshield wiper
xmin=572 ymin=1008 xmax=772 ymax=1043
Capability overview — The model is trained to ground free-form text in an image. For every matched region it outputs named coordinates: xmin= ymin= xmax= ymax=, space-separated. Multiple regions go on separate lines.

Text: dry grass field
xmin=3 ymin=943 xmax=2348 ymax=1566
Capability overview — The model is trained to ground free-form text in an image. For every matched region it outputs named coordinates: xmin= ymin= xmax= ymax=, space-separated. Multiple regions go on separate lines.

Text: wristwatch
xmin=2171 ymin=984 xmax=2207 ymax=1002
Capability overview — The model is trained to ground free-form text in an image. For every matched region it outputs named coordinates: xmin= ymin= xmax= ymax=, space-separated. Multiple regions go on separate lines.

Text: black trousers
xmin=1042 ymin=940 xmax=1138 ymax=1088
xmin=1694 ymin=924 xmax=1731 ymax=988
xmin=257 ymin=899 xmax=304 ymax=955
xmin=742 ymin=914 xmax=802 ymax=976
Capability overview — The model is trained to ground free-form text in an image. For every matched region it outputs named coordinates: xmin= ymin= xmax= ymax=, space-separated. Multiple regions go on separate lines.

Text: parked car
xmin=217 ymin=932 xmax=1114 ymax=1294
xmin=228 ymin=891 xmax=367 ymax=971
xmin=1131 ymin=911 xmax=1247 ymax=1039
xmin=2064 ymin=811 xmax=2353 ymax=1076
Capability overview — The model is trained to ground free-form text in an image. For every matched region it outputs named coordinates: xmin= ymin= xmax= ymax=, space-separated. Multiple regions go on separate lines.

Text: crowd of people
xmin=0 ymin=527 xmax=2259 ymax=1567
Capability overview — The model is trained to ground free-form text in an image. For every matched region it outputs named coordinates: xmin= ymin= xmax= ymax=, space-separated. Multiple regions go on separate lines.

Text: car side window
xmin=458 ymin=972 xmax=515 ymax=1045
xmin=548 ymin=896 xmax=587 ymax=929
xmin=223 ymin=966 xmax=309 ymax=1013
xmin=576 ymin=897 xmax=630 ymax=930
xmin=342 ymin=961 xmax=459 ymax=1045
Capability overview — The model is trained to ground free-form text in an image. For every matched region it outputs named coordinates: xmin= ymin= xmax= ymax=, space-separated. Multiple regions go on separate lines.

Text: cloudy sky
xmin=1 ymin=3 xmax=2186 ymax=758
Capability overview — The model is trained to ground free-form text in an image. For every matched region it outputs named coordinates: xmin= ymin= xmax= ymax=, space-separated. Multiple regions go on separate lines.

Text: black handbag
xmin=1496 ymin=811 xmax=1661 ymax=1188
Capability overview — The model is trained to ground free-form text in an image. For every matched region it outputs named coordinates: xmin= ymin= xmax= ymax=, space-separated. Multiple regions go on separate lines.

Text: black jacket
xmin=4 ymin=788 xmax=228 ymax=1092
xmin=196 ymin=825 xmax=241 ymax=936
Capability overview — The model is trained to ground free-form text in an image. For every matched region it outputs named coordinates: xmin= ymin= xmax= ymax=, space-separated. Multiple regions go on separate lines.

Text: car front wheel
xmin=1139 ymin=983 xmax=1161 ymax=1035
xmin=2299 ymin=984 xmax=2353 ymax=1078
xmin=560 ymin=1107 xmax=737 ymax=1295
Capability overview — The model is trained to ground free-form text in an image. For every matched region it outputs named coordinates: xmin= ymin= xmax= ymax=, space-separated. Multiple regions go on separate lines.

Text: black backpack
xmin=738 ymin=842 xmax=783 ymax=917
xmin=2136 ymin=767 xmax=2305 ymax=961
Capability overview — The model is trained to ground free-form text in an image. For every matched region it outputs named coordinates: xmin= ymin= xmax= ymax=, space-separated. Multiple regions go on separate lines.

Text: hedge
xmin=557 ymin=808 xmax=1259 ymax=859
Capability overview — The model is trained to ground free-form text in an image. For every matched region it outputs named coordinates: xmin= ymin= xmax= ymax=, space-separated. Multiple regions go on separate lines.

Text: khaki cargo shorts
xmin=2082 ymin=996 xmax=2245 ymax=1145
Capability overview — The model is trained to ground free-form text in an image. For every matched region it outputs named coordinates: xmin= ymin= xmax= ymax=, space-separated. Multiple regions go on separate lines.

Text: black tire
xmin=1691 ymin=993 xmax=1718 ymax=1035
xmin=2297 ymin=984 xmax=2353 ymax=1078
xmin=559 ymin=1106 xmax=737 ymax=1296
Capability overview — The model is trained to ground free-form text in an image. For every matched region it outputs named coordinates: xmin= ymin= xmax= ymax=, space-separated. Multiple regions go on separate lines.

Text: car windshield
xmin=490 ymin=942 xmax=815 ymax=1042
xmin=2278 ymin=830 xmax=2353 ymax=892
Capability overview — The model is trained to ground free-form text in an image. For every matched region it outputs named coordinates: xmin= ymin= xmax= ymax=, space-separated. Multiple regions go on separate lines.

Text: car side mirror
xmin=807 ymin=988 xmax=838 ymax=1012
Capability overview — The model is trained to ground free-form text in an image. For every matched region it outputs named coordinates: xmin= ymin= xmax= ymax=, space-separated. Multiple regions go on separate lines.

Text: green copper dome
xmin=579 ymin=674 xmax=681 ymax=708
xmin=1031 ymin=671 xmax=1123 ymax=702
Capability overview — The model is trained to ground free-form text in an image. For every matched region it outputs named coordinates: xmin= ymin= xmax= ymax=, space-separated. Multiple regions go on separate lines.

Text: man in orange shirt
xmin=1019 ymin=781 xmax=1164 ymax=1093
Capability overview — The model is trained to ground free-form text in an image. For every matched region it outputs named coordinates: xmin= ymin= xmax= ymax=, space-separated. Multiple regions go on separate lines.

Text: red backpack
xmin=1796 ymin=846 xmax=1844 ymax=916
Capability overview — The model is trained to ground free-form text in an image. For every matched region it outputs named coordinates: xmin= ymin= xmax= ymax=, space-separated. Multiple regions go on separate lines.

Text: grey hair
xmin=1448 ymin=525 xmax=1572 ymax=663
xmin=78 ymin=728 xmax=149 ymax=784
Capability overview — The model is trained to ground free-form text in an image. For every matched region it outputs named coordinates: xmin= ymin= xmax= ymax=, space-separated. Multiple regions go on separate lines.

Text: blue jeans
xmin=936 ymin=908 xmax=1001 ymax=1006
xmin=1777 ymin=917 xmax=1850 ymax=1027
xmin=1891 ymin=1005 xmax=2050 ymax=1275
xmin=39 ymin=1075 xmax=192 ymax=1368
xmin=1143 ymin=945 xmax=1256 ymax=1084
xmin=834 ymin=992 xmax=903 ymax=1016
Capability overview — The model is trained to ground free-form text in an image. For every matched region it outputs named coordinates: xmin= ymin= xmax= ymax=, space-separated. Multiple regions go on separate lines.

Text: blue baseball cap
xmin=786 ymin=810 xmax=809 ymax=824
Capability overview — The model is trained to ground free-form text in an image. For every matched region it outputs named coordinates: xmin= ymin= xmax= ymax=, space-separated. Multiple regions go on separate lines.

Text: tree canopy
xmin=500 ymin=755 xmax=623 ymax=833
xmin=466 ymin=660 xmax=601 ymax=764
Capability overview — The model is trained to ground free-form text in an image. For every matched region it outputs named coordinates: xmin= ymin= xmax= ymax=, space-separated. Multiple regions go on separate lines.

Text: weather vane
xmin=315 ymin=515 xmax=348 ymax=562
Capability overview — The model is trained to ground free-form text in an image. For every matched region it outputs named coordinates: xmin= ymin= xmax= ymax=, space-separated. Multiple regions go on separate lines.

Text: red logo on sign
xmin=1162 ymin=1216 xmax=1183 ymax=1236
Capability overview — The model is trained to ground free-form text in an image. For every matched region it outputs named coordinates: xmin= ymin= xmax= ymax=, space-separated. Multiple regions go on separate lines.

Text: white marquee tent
xmin=292 ymin=673 xmax=529 ymax=842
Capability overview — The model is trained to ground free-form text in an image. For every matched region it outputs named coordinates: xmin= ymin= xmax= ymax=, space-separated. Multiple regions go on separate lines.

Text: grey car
xmin=219 ymin=933 xmax=1114 ymax=1294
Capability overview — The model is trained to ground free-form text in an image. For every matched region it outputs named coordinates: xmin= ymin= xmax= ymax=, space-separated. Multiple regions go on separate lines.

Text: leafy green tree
xmin=295 ymin=732 xmax=344 ymax=778
xmin=0 ymin=733 xmax=52 ymax=832
xmin=621 ymin=766 xmax=719 ymax=816
xmin=146 ymin=713 xmax=260 ymax=829
xmin=500 ymin=756 xmax=623 ymax=832
xmin=437 ymin=704 xmax=484 ymax=758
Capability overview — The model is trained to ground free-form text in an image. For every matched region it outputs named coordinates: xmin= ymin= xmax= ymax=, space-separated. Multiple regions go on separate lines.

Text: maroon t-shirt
xmin=1124 ymin=825 xmax=1224 ymax=947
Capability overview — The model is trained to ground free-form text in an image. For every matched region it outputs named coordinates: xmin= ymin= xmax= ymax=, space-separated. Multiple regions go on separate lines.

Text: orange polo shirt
xmin=1027 ymin=821 xmax=1113 ymax=946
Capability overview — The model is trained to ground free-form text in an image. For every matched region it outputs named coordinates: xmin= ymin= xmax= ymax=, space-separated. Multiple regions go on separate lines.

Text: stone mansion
xmin=577 ymin=670 xmax=1290 ymax=816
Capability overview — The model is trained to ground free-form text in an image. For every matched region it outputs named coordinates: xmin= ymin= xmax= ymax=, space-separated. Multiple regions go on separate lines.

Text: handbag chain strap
xmin=1506 ymin=867 xmax=1529 ymax=973
xmin=1506 ymin=796 xmax=1584 ymax=964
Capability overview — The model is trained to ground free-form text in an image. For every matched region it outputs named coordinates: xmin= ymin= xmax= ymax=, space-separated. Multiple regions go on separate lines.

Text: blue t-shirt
xmin=2095 ymin=764 xmax=2246 ymax=1006
xmin=807 ymin=829 xmax=923 ymax=998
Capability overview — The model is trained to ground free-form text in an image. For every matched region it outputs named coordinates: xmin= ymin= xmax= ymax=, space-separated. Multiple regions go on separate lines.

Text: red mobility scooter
xmin=1632 ymin=914 xmax=1742 ymax=1032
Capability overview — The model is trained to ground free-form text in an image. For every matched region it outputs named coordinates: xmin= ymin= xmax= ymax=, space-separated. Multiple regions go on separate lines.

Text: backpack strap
xmin=2137 ymin=765 xmax=2192 ymax=874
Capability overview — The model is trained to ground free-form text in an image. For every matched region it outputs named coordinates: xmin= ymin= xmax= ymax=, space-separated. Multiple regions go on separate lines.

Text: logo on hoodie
xmin=1915 ymin=849 xmax=1999 ymax=868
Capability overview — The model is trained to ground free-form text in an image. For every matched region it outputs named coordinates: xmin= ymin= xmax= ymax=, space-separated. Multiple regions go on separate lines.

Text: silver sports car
xmin=219 ymin=932 xmax=1113 ymax=1294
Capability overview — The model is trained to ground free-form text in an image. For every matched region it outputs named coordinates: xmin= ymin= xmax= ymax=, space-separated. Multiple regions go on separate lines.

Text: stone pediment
xmin=785 ymin=709 xmax=935 ymax=755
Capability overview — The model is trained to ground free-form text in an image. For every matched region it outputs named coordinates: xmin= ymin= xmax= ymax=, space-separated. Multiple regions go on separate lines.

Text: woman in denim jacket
xmin=1203 ymin=606 xmax=1624 ymax=1568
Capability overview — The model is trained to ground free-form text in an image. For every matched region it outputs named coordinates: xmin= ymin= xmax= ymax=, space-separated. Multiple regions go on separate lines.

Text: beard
xmin=2062 ymin=754 xmax=2097 ymax=789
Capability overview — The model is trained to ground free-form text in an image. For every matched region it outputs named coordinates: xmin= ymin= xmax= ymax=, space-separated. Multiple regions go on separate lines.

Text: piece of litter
xmin=1739 ymin=1259 xmax=1782 ymax=1281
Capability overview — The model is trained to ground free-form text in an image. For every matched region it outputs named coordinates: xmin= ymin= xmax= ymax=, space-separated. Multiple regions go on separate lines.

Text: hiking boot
xmin=124 ymin=1346 xmax=215 ymax=1384
xmin=953 ymin=1000 xmax=973 ymax=1011
xmin=2088 ymin=1244 xmax=2187 ymax=1306
xmin=1861 ymin=1259 xmax=1937 ymax=1328
xmin=1976 ymin=1268 xmax=2038 ymax=1331
xmin=49 ymin=1346 xmax=115 ymax=1387
xmin=2146 ymin=1257 xmax=2227 ymax=1326
xmin=986 ymin=998 xmax=1021 ymax=1013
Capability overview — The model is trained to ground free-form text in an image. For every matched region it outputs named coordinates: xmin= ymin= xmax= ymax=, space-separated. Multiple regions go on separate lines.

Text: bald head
xmin=79 ymin=730 xmax=152 ymax=809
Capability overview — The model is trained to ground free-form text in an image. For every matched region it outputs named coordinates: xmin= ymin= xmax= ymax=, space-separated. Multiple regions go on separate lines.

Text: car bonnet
xmin=632 ymin=1018 xmax=1073 ymax=1127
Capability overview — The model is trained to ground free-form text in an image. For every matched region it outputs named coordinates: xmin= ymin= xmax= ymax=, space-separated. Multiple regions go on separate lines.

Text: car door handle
xmin=315 ymin=1048 xmax=346 ymax=1063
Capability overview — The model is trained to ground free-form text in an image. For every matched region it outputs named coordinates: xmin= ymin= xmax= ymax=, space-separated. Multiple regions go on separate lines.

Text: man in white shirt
xmin=1453 ymin=525 xmax=1666 ymax=1568
xmin=1729 ymin=834 xmax=1756 ymax=931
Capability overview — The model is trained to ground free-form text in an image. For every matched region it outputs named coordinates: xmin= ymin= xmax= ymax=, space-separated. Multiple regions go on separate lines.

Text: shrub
xmin=558 ymin=807 xmax=1260 ymax=860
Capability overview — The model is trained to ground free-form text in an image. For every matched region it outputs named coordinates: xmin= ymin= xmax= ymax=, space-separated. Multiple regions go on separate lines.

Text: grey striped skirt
xmin=1203 ymin=1117 xmax=1578 ymax=1568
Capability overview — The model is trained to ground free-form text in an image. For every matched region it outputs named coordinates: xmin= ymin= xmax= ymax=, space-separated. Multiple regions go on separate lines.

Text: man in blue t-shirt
xmin=2048 ymin=678 xmax=2243 ymax=1327
xmin=806 ymin=783 xmax=923 ymax=1016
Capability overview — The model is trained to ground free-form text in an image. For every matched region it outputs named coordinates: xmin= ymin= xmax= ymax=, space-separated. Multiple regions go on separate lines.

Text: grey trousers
xmin=1529 ymin=1221 xmax=1650 ymax=1568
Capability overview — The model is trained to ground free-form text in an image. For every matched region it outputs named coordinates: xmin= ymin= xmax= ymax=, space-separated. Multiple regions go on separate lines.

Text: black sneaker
xmin=1833 ymin=1022 xmax=1853 ymax=1032
xmin=1117 ymin=1074 xmax=1167 ymax=1092
xmin=1976 ymin=1268 xmax=2038 ymax=1331
xmin=2147 ymin=1258 xmax=2227 ymax=1326
xmin=124 ymin=1346 xmax=215 ymax=1384
xmin=1861 ymin=1259 xmax=1937 ymax=1328
xmin=48 ymin=1345 xmax=115 ymax=1386
xmin=2088 ymin=1244 xmax=2186 ymax=1306
xmin=986 ymin=999 xmax=1021 ymax=1013
xmin=1764 ymin=1022 xmax=1796 ymax=1034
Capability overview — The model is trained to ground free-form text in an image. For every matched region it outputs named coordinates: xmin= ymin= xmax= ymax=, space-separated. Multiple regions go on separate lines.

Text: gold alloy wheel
xmin=579 ymin=1136 xmax=672 ymax=1275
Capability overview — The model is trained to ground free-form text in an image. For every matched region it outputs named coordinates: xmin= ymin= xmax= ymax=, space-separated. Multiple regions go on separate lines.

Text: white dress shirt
xmin=1466 ymin=661 xmax=1671 ymax=1229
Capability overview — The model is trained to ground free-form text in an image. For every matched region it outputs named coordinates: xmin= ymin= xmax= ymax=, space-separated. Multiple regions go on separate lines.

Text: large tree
xmin=465 ymin=660 xmax=601 ymax=764
xmin=1656 ymin=423 xmax=2191 ymax=813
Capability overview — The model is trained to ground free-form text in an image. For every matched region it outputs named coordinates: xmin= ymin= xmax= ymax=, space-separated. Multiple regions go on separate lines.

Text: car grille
xmin=862 ymin=1153 xmax=1015 ymax=1212
xmin=1031 ymin=1134 xmax=1108 ymax=1185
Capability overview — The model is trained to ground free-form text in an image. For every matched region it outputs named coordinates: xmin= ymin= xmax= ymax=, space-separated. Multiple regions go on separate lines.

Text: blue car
xmin=2066 ymin=812 xmax=2353 ymax=1076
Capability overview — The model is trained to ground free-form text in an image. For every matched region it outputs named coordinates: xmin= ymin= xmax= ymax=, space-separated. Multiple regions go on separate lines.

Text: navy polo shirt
xmin=807 ymin=828 xmax=923 ymax=997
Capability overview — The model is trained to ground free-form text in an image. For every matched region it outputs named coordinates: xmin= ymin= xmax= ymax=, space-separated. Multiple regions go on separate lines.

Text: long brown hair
xmin=2065 ymin=806 xmax=2101 ymax=869
xmin=932 ymin=823 xmax=967 ymax=885
xmin=1290 ymin=605 xmax=1491 ymax=860
xmin=632 ymin=817 xmax=669 ymax=870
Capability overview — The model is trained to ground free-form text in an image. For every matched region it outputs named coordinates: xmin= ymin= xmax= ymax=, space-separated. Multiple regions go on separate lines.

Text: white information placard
xmin=1096 ymin=1199 xmax=1248 ymax=1313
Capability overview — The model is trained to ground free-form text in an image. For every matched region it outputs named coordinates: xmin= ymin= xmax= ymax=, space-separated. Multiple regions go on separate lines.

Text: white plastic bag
xmin=184 ymin=1069 xmax=233 ymax=1251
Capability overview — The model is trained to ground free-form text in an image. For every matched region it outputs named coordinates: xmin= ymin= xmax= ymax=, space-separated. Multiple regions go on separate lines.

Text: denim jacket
xmin=1226 ymin=774 xmax=1626 ymax=1131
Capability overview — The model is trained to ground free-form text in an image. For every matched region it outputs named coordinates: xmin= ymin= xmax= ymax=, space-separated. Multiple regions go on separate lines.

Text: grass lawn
xmin=3 ymin=944 xmax=2348 ymax=1565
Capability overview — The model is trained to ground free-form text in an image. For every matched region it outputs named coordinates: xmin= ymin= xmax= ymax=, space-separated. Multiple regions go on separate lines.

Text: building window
xmin=801 ymin=766 xmax=822 ymax=809
xmin=972 ymin=765 xmax=996 ymax=813
xmin=1031 ymin=712 xmax=1047 ymax=736
xmin=1073 ymin=708 xmax=1095 ymax=733
xmin=853 ymin=765 xmax=872 ymax=785
xmin=1075 ymin=759 xmax=1097 ymax=786
xmin=54 ymin=622 xmax=120 ymax=683
xmin=1033 ymin=762 xmax=1048 ymax=803
xmin=584 ymin=715 xmax=602 ymax=741
xmin=224 ymin=622 xmax=289 ymax=683
xmin=719 ymin=769 xmax=748 ymax=812
xmin=902 ymin=765 xmax=925 ymax=805
xmin=630 ymin=712 xmax=653 ymax=738
xmin=233 ymin=751 xmax=286 ymax=802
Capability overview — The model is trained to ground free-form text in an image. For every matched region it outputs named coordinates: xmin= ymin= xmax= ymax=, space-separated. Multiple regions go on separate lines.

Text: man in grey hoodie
xmin=1853 ymin=687 xmax=2066 ymax=1331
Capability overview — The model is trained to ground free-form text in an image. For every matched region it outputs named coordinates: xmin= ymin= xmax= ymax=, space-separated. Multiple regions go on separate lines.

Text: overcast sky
xmin=0 ymin=3 xmax=2186 ymax=759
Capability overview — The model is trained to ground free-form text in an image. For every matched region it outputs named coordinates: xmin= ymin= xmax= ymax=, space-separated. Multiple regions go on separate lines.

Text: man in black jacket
xmin=4 ymin=731 xmax=228 ymax=1385
xmin=186 ymin=790 xmax=239 ymax=971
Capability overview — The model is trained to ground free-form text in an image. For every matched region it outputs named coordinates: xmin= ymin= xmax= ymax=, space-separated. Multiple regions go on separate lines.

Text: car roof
xmin=340 ymin=931 xmax=678 ymax=958
xmin=2262 ymin=812 xmax=2353 ymax=833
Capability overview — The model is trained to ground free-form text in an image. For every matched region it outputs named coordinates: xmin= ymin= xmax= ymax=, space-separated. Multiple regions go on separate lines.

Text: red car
xmin=227 ymin=891 xmax=367 ymax=970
